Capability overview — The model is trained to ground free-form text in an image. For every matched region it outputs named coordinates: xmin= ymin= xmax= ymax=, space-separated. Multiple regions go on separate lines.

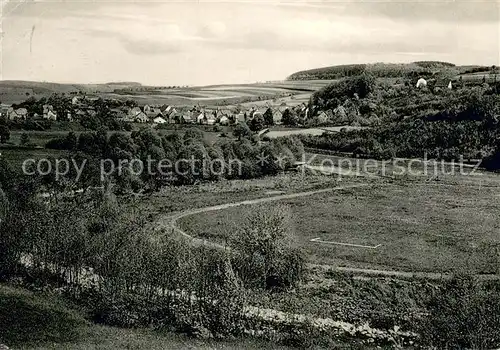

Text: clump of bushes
xmin=419 ymin=275 xmax=500 ymax=349
xmin=230 ymin=204 xmax=305 ymax=290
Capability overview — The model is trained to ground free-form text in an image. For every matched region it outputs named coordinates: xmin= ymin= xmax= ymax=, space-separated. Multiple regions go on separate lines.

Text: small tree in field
xmin=230 ymin=204 xmax=305 ymax=289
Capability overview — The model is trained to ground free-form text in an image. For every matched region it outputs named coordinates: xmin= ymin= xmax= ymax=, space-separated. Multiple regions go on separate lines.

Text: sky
xmin=1 ymin=0 xmax=499 ymax=86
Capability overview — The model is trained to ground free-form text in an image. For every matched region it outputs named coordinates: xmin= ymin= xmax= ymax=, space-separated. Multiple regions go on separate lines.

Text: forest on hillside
xmin=287 ymin=61 xmax=492 ymax=81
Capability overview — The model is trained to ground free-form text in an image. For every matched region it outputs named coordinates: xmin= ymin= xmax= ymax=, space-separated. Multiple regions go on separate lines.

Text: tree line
xmin=44 ymin=127 xmax=305 ymax=193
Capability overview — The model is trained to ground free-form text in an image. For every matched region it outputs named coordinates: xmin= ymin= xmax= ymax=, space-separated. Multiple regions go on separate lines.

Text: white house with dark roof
xmin=153 ymin=116 xmax=167 ymax=124
xmin=219 ymin=115 xmax=229 ymax=125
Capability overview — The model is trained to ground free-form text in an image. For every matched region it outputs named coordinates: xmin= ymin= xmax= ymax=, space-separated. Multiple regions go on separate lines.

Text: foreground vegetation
xmin=0 ymin=284 xmax=288 ymax=350
xmin=2 ymin=154 xmax=500 ymax=348
xmin=3 ymin=61 xmax=500 ymax=348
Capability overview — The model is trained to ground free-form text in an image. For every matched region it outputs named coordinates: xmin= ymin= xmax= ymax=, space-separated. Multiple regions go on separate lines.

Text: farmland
xmin=78 ymin=81 xmax=334 ymax=108
xmin=0 ymin=80 xmax=335 ymax=107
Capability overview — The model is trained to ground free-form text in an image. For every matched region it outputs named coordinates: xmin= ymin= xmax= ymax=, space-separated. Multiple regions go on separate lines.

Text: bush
xmin=183 ymin=128 xmax=204 ymax=141
xmin=230 ymin=204 xmax=305 ymax=289
xmin=419 ymin=275 xmax=500 ymax=349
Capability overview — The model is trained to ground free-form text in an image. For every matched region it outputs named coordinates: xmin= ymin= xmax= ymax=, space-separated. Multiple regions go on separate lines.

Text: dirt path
xmin=161 ymin=183 xmax=367 ymax=249
xmin=157 ymin=182 xmax=500 ymax=280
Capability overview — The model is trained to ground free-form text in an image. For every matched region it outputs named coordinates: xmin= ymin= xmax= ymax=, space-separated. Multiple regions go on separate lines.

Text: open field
xmin=0 ymin=80 xmax=334 ymax=107
xmin=0 ymin=147 xmax=69 ymax=170
xmin=179 ymin=173 xmax=500 ymax=274
xmin=103 ymin=82 xmax=326 ymax=108
xmin=265 ymin=126 xmax=365 ymax=139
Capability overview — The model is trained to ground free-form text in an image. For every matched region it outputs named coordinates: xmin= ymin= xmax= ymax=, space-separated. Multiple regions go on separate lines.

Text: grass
xmin=0 ymin=284 xmax=86 ymax=347
xmin=0 ymin=148 xmax=69 ymax=170
xmin=246 ymin=268 xmax=438 ymax=330
xmin=137 ymin=173 xmax=344 ymax=225
xmin=0 ymin=284 xmax=291 ymax=350
xmin=178 ymin=173 xmax=500 ymax=274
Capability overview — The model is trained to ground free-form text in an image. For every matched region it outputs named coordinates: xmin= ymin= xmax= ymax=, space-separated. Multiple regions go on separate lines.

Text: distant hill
xmin=105 ymin=82 xmax=142 ymax=86
xmin=0 ymin=80 xmax=143 ymax=104
xmin=0 ymin=80 xmax=142 ymax=93
xmin=287 ymin=62 xmax=491 ymax=81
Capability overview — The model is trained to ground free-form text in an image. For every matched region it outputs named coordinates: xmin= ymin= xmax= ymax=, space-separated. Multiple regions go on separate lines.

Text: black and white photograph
xmin=0 ymin=0 xmax=500 ymax=348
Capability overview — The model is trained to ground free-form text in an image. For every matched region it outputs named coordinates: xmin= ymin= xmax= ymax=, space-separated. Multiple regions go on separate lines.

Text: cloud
xmin=197 ymin=21 xmax=227 ymax=38
xmin=82 ymin=28 xmax=187 ymax=55
xmin=119 ymin=37 xmax=183 ymax=55
xmin=202 ymin=15 xmax=461 ymax=56
xmin=353 ymin=1 xmax=499 ymax=23
xmin=3 ymin=0 xmax=498 ymax=86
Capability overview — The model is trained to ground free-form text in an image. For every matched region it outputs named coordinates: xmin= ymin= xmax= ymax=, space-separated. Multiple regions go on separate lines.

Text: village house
xmin=246 ymin=107 xmax=256 ymax=120
xmin=252 ymin=107 xmax=268 ymax=119
xmin=194 ymin=111 xmax=205 ymax=124
xmin=8 ymin=108 xmax=28 ymax=120
xmin=128 ymin=107 xmax=141 ymax=118
xmin=180 ymin=114 xmax=194 ymax=124
xmin=127 ymin=106 xmax=148 ymax=123
xmin=326 ymin=109 xmax=335 ymax=121
xmin=206 ymin=113 xmax=217 ymax=125
xmin=200 ymin=110 xmax=216 ymax=125
xmin=135 ymin=112 xmax=149 ymax=123
xmin=7 ymin=108 xmax=17 ymax=120
xmin=75 ymin=110 xmax=87 ymax=120
xmin=111 ymin=108 xmax=130 ymax=122
xmin=217 ymin=109 xmax=232 ymax=118
xmin=0 ymin=105 xmax=10 ymax=119
xmin=272 ymin=109 xmax=283 ymax=124
xmin=153 ymin=116 xmax=167 ymax=124
xmin=235 ymin=112 xmax=246 ymax=124
xmin=333 ymin=105 xmax=348 ymax=122
xmin=146 ymin=107 xmax=163 ymax=120
xmin=219 ymin=115 xmax=230 ymax=125
xmin=299 ymin=103 xmax=310 ymax=119
xmin=162 ymin=105 xmax=178 ymax=118
xmin=43 ymin=105 xmax=57 ymax=121
xmin=316 ymin=111 xmax=329 ymax=124
xmin=167 ymin=110 xmax=180 ymax=123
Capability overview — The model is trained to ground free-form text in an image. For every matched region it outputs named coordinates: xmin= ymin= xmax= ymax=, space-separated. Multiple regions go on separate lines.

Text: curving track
xmin=157 ymin=182 xmax=500 ymax=280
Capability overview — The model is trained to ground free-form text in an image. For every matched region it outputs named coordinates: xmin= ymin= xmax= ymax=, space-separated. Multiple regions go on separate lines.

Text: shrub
xmin=230 ymin=204 xmax=305 ymax=289
xmin=419 ymin=275 xmax=500 ymax=349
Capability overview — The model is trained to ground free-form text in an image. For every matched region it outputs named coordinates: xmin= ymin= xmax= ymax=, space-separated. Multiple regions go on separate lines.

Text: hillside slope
xmin=0 ymin=284 xmax=287 ymax=350
xmin=287 ymin=62 xmax=491 ymax=81
xmin=0 ymin=81 xmax=143 ymax=104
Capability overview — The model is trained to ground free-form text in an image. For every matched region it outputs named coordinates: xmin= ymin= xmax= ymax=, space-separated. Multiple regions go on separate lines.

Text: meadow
xmin=178 ymin=173 xmax=500 ymax=274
